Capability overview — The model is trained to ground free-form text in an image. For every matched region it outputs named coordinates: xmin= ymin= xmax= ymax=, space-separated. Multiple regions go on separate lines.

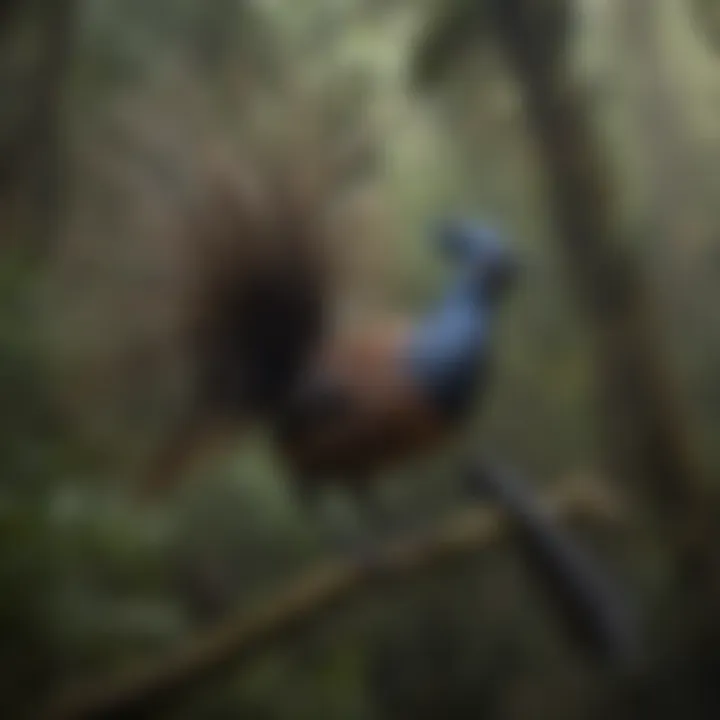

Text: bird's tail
xmin=53 ymin=64 xmax=389 ymax=490
xmin=466 ymin=461 xmax=640 ymax=671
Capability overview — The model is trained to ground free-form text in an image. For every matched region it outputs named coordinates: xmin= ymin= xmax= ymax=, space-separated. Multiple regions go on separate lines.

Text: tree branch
xmin=45 ymin=483 xmax=623 ymax=720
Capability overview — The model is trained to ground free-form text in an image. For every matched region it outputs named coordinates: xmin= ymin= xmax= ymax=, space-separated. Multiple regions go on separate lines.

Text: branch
xmin=45 ymin=483 xmax=624 ymax=720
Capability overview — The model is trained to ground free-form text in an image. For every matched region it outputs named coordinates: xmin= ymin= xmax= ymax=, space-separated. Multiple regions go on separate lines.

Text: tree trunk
xmin=489 ymin=0 xmax=720 ymax=672
xmin=621 ymin=0 xmax=707 ymax=264
xmin=0 ymin=0 xmax=75 ymax=257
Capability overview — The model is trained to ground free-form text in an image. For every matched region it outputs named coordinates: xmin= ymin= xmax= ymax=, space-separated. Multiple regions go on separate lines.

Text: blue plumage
xmin=406 ymin=219 xmax=516 ymax=418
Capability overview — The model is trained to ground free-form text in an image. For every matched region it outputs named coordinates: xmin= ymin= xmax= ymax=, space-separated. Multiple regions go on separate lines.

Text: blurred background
xmin=3 ymin=0 xmax=720 ymax=718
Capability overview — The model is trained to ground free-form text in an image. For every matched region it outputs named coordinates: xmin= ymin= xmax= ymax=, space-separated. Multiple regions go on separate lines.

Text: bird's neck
xmin=431 ymin=268 xmax=493 ymax=337
xmin=406 ymin=271 xmax=495 ymax=419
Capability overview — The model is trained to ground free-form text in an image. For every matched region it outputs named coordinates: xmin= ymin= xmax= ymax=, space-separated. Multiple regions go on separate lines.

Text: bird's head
xmin=436 ymin=218 xmax=519 ymax=302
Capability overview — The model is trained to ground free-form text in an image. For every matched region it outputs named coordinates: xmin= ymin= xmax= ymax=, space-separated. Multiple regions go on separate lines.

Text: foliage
xmin=2 ymin=0 xmax=720 ymax=718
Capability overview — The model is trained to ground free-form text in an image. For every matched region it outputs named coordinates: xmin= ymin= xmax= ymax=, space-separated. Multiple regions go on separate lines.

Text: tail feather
xmin=57 ymin=70 xmax=387 ymax=476
xmin=466 ymin=462 xmax=640 ymax=670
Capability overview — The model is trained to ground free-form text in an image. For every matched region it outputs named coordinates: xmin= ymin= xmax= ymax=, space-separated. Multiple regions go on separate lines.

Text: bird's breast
xmin=278 ymin=321 xmax=450 ymax=482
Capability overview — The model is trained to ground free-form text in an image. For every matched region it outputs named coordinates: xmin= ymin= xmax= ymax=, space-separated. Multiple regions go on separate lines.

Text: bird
xmin=138 ymin=203 xmax=638 ymax=668
xmin=273 ymin=218 xmax=518 ymax=533
xmin=273 ymin=219 xmax=639 ymax=669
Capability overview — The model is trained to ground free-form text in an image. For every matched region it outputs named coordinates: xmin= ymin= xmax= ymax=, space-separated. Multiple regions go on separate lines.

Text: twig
xmin=45 ymin=483 xmax=622 ymax=720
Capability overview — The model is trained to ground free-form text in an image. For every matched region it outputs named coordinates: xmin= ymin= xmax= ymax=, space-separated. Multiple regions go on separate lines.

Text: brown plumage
xmin=139 ymin=163 xmax=340 ymax=499
xmin=275 ymin=320 xmax=448 ymax=493
xmin=127 ymin=83 xmax=383 ymax=500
